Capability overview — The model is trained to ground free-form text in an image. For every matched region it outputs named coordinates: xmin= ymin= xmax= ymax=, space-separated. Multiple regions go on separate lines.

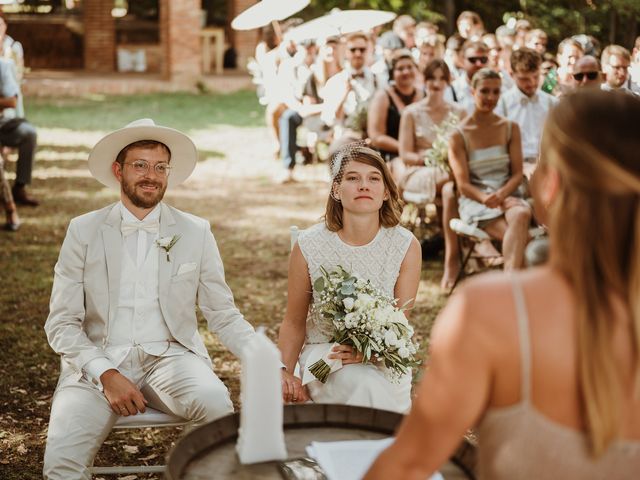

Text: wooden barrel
xmin=166 ymin=403 xmax=476 ymax=479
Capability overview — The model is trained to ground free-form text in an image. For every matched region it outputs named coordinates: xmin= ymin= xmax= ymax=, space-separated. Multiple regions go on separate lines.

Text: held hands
xmin=281 ymin=370 xmax=310 ymax=404
xmin=101 ymin=369 xmax=148 ymax=416
xmin=483 ymin=190 xmax=505 ymax=209
xmin=328 ymin=344 xmax=364 ymax=365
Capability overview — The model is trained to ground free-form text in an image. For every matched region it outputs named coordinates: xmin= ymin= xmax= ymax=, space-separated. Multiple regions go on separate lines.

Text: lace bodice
xmin=298 ymin=223 xmax=413 ymax=344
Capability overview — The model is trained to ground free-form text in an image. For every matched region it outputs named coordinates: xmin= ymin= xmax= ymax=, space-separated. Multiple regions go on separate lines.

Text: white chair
xmin=90 ymin=407 xmax=190 ymax=475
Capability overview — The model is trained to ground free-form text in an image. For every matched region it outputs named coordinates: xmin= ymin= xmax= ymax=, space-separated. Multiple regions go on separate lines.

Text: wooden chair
xmin=0 ymin=147 xmax=19 ymax=230
xmin=449 ymin=219 xmax=548 ymax=292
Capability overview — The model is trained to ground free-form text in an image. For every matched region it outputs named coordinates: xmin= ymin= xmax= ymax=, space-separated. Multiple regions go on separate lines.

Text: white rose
xmin=344 ymin=312 xmax=358 ymax=328
xmin=343 ymin=297 xmax=355 ymax=311
xmin=156 ymin=237 xmax=172 ymax=248
xmin=398 ymin=346 xmax=410 ymax=359
xmin=356 ymin=294 xmax=374 ymax=309
xmin=384 ymin=329 xmax=398 ymax=347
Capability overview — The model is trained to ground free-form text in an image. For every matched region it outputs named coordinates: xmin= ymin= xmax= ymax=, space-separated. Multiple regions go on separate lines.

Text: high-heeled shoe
xmin=4 ymin=201 xmax=20 ymax=231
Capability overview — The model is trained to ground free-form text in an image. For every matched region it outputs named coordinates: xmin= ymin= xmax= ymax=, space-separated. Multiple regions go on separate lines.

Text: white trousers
xmin=299 ymin=346 xmax=412 ymax=414
xmin=43 ymin=349 xmax=233 ymax=480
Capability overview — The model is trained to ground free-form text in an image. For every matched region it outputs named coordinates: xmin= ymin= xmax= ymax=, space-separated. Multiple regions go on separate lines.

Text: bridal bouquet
xmin=424 ymin=111 xmax=460 ymax=173
xmin=307 ymin=266 xmax=420 ymax=384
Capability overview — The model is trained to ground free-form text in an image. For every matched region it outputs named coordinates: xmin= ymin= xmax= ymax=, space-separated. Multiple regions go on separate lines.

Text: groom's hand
xmin=100 ymin=369 xmax=148 ymax=416
xmin=281 ymin=370 xmax=309 ymax=404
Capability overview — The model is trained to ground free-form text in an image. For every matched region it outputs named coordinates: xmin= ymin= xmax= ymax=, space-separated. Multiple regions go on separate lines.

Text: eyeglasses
xmin=467 ymin=56 xmax=488 ymax=65
xmin=122 ymin=160 xmax=172 ymax=177
xmin=572 ymin=71 xmax=599 ymax=81
xmin=349 ymin=47 xmax=367 ymax=53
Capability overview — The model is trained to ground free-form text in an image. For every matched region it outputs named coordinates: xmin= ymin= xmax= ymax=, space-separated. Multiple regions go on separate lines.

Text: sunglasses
xmin=572 ymin=71 xmax=599 ymax=81
xmin=467 ymin=56 xmax=488 ymax=65
xmin=349 ymin=47 xmax=367 ymax=53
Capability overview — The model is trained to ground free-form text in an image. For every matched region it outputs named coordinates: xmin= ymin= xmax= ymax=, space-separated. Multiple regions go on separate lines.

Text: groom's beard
xmin=122 ymin=177 xmax=167 ymax=209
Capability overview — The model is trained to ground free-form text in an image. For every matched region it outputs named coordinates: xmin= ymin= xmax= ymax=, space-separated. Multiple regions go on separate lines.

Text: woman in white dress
xmin=277 ymin=144 xmax=421 ymax=413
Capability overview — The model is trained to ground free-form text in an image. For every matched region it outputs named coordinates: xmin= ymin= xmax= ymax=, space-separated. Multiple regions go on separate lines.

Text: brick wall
xmin=231 ymin=0 xmax=260 ymax=71
xmin=160 ymin=0 xmax=202 ymax=82
xmin=6 ymin=16 xmax=83 ymax=70
xmin=84 ymin=0 xmax=115 ymax=72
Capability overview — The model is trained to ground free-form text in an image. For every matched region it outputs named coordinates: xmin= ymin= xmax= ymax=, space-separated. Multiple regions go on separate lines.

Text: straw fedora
xmin=88 ymin=118 xmax=198 ymax=189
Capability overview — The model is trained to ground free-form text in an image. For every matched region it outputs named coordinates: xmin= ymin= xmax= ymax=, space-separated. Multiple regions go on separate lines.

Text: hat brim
xmin=88 ymin=125 xmax=198 ymax=189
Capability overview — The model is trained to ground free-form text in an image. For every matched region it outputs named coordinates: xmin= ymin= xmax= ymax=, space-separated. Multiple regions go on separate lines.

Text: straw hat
xmin=88 ymin=118 xmax=197 ymax=189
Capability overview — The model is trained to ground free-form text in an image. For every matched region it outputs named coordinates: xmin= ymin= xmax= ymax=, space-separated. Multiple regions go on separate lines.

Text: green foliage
xmin=305 ymin=0 xmax=639 ymax=50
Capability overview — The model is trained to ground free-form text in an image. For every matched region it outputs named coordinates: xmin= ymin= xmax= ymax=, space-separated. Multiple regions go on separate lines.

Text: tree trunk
xmin=609 ymin=8 xmax=617 ymax=45
xmin=445 ymin=0 xmax=456 ymax=37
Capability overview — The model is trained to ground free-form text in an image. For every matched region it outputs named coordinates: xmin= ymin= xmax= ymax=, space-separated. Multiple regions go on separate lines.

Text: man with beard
xmin=43 ymin=119 xmax=257 ymax=479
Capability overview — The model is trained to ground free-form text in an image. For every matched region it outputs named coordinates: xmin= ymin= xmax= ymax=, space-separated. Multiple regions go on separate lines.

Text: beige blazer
xmin=45 ymin=202 xmax=255 ymax=385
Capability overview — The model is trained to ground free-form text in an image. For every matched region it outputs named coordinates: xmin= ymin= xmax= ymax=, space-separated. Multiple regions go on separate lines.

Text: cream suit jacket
xmin=45 ymin=202 xmax=255 ymax=386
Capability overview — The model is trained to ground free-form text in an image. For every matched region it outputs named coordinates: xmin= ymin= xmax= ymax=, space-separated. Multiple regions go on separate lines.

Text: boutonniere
xmin=156 ymin=234 xmax=181 ymax=262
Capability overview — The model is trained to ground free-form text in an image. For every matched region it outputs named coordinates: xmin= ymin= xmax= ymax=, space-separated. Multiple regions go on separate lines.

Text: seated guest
xmin=366 ymin=89 xmax=640 ymax=479
xmin=368 ymin=49 xmax=424 ymax=162
xmin=572 ymin=55 xmax=603 ymax=89
xmin=496 ymin=48 xmax=557 ymax=179
xmin=43 ymin=119 xmax=257 ymax=479
xmin=556 ymin=37 xmax=584 ymax=95
xmin=322 ymin=33 xmax=378 ymax=152
xmin=0 ymin=57 xmax=37 ymax=206
xmin=0 ymin=11 xmax=24 ymax=117
xmin=482 ymin=33 xmax=514 ymax=90
xmin=416 ymin=35 xmax=445 ymax=86
xmin=525 ymin=28 xmax=548 ymax=55
xmin=397 ymin=59 xmax=466 ymax=289
xmin=276 ymin=40 xmax=323 ymax=182
xmin=601 ymin=44 xmax=640 ymax=94
xmin=446 ymin=40 xmax=494 ymax=113
xmin=449 ymin=68 xmax=531 ymax=271
xmin=278 ymin=144 xmax=421 ymax=413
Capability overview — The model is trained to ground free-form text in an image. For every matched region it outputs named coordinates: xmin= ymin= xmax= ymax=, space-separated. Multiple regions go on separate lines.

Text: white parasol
xmin=285 ymin=9 xmax=397 ymax=42
xmin=231 ymin=0 xmax=310 ymax=31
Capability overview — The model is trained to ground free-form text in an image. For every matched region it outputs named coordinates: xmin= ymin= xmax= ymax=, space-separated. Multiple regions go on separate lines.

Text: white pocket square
xmin=176 ymin=262 xmax=197 ymax=275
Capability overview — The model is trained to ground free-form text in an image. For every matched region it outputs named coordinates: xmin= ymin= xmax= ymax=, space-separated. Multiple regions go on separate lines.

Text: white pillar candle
xmin=236 ymin=330 xmax=288 ymax=464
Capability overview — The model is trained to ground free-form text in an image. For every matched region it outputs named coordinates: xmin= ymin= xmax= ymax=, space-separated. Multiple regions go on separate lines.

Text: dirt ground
xmin=0 ymin=121 xmax=448 ymax=479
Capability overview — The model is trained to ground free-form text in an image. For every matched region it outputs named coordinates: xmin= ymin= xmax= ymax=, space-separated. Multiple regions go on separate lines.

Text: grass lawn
xmin=0 ymin=90 xmax=448 ymax=479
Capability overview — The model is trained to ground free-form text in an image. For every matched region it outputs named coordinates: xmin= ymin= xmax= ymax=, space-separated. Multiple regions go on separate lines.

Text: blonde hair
xmin=470 ymin=67 xmax=501 ymax=89
xmin=325 ymin=145 xmax=402 ymax=232
xmin=540 ymin=89 xmax=640 ymax=457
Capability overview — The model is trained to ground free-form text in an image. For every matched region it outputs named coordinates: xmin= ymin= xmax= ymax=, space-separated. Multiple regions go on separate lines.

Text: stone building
xmin=6 ymin=0 xmax=261 ymax=83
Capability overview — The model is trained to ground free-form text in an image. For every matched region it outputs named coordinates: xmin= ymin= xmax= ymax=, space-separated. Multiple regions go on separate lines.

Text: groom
xmin=43 ymin=119 xmax=256 ymax=479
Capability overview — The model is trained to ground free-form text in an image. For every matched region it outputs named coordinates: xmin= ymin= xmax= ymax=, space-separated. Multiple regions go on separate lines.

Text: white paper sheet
xmin=306 ymin=438 xmax=444 ymax=480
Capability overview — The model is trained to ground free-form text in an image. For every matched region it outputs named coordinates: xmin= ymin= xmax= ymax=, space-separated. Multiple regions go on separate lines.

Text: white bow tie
xmin=520 ymin=95 xmax=539 ymax=105
xmin=121 ymin=220 xmax=159 ymax=237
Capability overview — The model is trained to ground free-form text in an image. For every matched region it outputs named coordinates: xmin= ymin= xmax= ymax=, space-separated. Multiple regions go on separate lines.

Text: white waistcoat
xmin=105 ymin=236 xmax=185 ymax=367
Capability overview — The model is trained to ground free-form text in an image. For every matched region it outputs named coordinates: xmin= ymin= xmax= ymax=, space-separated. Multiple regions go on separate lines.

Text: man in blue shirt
xmin=0 ymin=58 xmax=38 ymax=205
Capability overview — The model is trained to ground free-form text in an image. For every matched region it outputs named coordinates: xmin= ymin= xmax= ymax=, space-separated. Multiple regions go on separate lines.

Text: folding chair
xmin=449 ymin=219 xmax=548 ymax=292
xmin=90 ymin=408 xmax=191 ymax=475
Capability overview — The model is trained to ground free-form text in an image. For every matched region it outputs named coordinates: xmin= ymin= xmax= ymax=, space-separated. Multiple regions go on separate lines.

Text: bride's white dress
xmin=297 ymin=223 xmax=414 ymax=413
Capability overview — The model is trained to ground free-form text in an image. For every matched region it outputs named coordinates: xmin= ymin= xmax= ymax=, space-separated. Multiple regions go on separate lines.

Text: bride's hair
xmin=540 ymin=89 xmax=640 ymax=457
xmin=324 ymin=143 xmax=402 ymax=231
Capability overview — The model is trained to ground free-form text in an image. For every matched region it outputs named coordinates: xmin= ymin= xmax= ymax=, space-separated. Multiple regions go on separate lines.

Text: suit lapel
xmin=102 ymin=204 xmax=123 ymax=321
xmin=158 ymin=203 xmax=177 ymax=319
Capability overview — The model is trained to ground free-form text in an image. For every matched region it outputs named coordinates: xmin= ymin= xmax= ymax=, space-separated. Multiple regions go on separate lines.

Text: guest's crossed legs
xmin=483 ymin=201 xmax=532 ymax=270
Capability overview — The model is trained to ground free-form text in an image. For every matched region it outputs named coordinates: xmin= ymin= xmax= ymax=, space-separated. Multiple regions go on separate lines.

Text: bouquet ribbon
xmin=301 ymin=342 xmax=343 ymax=386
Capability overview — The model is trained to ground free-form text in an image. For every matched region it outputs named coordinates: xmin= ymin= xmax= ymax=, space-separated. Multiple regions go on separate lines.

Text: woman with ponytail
xmin=366 ymin=89 xmax=640 ymax=479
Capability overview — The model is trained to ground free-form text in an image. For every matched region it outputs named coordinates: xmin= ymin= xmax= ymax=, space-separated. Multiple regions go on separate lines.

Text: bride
xmin=277 ymin=143 xmax=421 ymax=413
